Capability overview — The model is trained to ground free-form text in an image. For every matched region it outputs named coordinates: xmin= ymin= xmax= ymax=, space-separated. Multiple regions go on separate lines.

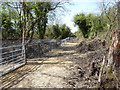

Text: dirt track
xmin=2 ymin=39 xmax=119 ymax=88
xmin=2 ymin=42 xmax=79 ymax=88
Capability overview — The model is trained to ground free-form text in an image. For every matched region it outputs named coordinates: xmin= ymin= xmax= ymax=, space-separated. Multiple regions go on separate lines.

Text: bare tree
xmin=117 ymin=1 xmax=120 ymax=29
xmin=100 ymin=0 xmax=118 ymax=33
xmin=98 ymin=0 xmax=120 ymax=85
xmin=106 ymin=0 xmax=120 ymax=67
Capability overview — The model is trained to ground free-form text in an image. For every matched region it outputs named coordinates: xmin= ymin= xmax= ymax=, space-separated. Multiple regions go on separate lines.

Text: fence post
xmin=0 ymin=33 xmax=2 ymax=89
xmin=0 ymin=75 xmax=2 ymax=90
xmin=0 ymin=49 xmax=2 ymax=90
xmin=12 ymin=47 xmax=14 ymax=69
xmin=22 ymin=44 xmax=26 ymax=64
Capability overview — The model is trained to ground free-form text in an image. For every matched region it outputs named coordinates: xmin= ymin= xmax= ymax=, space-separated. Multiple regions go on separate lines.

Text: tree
xmin=1 ymin=1 xmax=68 ymax=40
xmin=97 ymin=1 xmax=120 ymax=87
xmin=86 ymin=13 xmax=107 ymax=38
xmin=45 ymin=24 xmax=75 ymax=39
xmin=99 ymin=0 xmax=120 ymax=67
xmin=74 ymin=13 xmax=90 ymax=38
xmin=99 ymin=0 xmax=119 ymax=35
xmin=117 ymin=1 xmax=120 ymax=29
xmin=73 ymin=13 xmax=107 ymax=38
xmin=45 ymin=26 xmax=54 ymax=39
xmin=1 ymin=3 xmax=20 ymax=40
xmin=34 ymin=1 xmax=68 ymax=39
xmin=107 ymin=1 xmax=120 ymax=68
xmin=60 ymin=24 xmax=74 ymax=39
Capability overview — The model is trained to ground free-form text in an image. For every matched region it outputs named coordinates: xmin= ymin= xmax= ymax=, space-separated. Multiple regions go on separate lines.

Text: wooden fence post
xmin=22 ymin=1 xmax=26 ymax=64
xmin=0 ymin=49 xmax=2 ymax=90
xmin=98 ymin=56 xmax=106 ymax=83
xmin=22 ymin=44 xmax=26 ymax=64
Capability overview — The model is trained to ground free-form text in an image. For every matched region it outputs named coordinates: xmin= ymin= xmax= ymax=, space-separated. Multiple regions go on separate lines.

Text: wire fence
xmin=25 ymin=40 xmax=61 ymax=59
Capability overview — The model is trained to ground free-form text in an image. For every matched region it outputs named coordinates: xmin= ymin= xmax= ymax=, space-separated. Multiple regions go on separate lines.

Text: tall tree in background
xmin=73 ymin=13 xmax=107 ymax=38
xmin=1 ymin=1 xmax=68 ymax=40
xmin=1 ymin=2 xmax=20 ymax=39
xmin=45 ymin=24 xmax=75 ymax=39
xmin=74 ymin=13 xmax=91 ymax=38
xmin=34 ymin=1 xmax=68 ymax=39
xmin=99 ymin=0 xmax=118 ymax=37
xmin=35 ymin=2 xmax=49 ymax=39
xmin=86 ymin=14 xmax=106 ymax=37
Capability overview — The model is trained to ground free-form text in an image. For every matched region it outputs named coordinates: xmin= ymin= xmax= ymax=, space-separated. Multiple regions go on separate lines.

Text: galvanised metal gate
xmin=0 ymin=38 xmax=74 ymax=76
xmin=0 ymin=45 xmax=26 ymax=76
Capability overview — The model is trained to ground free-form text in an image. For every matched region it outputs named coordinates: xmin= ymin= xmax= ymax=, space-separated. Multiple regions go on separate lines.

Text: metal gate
xmin=0 ymin=45 xmax=26 ymax=76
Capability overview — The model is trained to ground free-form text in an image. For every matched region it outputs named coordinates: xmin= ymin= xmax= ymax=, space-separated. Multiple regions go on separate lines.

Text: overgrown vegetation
xmin=1 ymin=0 xmax=120 ymax=88
xmin=1 ymin=1 xmax=74 ymax=40
xmin=73 ymin=1 xmax=119 ymax=39
xmin=45 ymin=24 xmax=75 ymax=39
xmin=74 ymin=13 xmax=107 ymax=38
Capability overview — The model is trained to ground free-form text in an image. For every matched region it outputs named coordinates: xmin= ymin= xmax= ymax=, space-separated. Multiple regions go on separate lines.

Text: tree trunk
xmin=107 ymin=30 xmax=120 ymax=67
xmin=107 ymin=2 xmax=120 ymax=68
xmin=117 ymin=1 xmax=120 ymax=30
xmin=22 ymin=1 xmax=26 ymax=63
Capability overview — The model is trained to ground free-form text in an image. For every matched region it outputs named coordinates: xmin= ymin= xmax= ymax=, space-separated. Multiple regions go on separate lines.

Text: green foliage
xmin=73 ymin=13 xmax=107 ymax=39
xmin=34 ymin=2 xmax=50 ymax=39
xmin=45 ymin=24 xmax=75 ymax=39
xmin=1 ymin=4 xmax=20 ymax=39
xmin=1 ymin=2 xmax=66 ymax=40
xmin=74 ymin=30 xmax=83 ymax=38
xmin=74 ymin=13 xmax=91 ymax=38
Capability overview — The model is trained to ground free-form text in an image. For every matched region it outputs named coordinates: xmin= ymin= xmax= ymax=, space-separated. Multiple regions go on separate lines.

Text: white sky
xmin=55 ymin=1 xmax=101 ymax=33
xmin=48 ymin=0 xmax=119 ymax=33
xmin=2 ymin=0 xmax=115 ymax=33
